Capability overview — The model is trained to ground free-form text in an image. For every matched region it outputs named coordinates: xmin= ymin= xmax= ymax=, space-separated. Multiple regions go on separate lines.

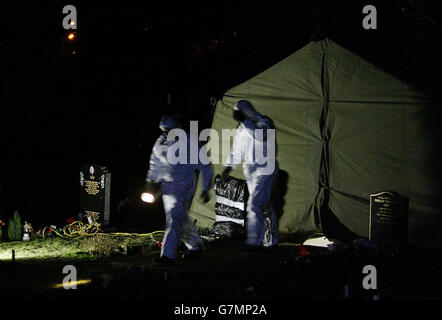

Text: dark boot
xmin=153 ymin=255 xmax=175 ymax=266
xmin=181 ymin=249 xmax=203 ymax=260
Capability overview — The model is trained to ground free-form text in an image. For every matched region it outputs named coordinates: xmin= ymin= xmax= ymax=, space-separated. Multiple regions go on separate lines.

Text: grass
xmin=0 ymin=232 xmax=164 ymax=295
xmin=0 ymin=233 xmax=162 ymax=262
xmin=0 ymin=237 xmax=86 ymax=261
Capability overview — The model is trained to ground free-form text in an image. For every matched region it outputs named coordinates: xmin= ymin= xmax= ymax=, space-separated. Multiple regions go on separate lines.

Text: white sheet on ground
xmin=302 ymin=236 xmax=334 ymax=247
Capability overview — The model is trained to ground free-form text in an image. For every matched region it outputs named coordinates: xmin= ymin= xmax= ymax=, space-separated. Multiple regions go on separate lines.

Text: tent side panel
xmin=325 ymin=40 xmax=442 ymax=244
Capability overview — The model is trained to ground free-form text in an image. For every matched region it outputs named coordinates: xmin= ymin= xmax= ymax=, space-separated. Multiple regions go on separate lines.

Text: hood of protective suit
xmin=234 ymin=100 xmax=272 ymax=129
xmin=159 ymin=116 xmax=177 ymax=130
xmin=234 ymin=100 xmax=258 ymax=119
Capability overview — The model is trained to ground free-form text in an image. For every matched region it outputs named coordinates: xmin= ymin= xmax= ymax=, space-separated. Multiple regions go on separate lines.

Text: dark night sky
xmin=0 ymin=0 xmax=441 ymax=225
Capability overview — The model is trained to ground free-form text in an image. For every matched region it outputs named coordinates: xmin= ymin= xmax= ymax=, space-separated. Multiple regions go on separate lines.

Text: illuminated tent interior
xmin=189 ymin=39 xmax=442 ymax=246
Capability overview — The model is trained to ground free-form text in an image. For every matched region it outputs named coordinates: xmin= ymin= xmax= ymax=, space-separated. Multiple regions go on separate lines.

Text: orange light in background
xmin=67 ymin=33 xmax=75 ymax=40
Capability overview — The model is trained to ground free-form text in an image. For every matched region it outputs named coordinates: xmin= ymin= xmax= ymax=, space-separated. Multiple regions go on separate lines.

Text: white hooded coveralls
xmin=147 ymin=133 xmax=212 ymax=259
xmin=226 ymin=103 xmax=279 ymax=247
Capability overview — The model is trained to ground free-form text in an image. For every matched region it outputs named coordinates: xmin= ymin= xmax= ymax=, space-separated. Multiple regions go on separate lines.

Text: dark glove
xmin=200 ymin=190 xmax=210 ymax=203
xmin=221 ymin=166 xmax=232 ymax=183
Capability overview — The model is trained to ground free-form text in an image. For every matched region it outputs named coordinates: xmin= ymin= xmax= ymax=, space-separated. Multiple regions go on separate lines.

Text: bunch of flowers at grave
xmin=43 ymin=225 xmax=63 ymax=238
xmin=23 ymin=221 xmax=33 ymax=234
xmin=22 ymin=221 xmax=34 ymax=241
xmin=85 ymin=211 xmax=100 ymax=225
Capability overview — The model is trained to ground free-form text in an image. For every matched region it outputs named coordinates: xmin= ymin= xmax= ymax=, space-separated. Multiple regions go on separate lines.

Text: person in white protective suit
xmin=146 ymin=116 xmax=212 ymax=265
xmin=221 ymin=100 xmax=279 ymax=250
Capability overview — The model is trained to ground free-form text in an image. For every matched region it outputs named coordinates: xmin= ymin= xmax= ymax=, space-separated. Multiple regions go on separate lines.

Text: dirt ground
xmin=1 ymin=237 xmax=441 ymax=303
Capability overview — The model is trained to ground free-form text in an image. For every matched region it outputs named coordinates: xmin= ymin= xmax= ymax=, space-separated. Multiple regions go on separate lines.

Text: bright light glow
xmin=141 ymin=192 xmax=155 ymax=203
xmin=70 ymin=20 xmax=75 ymax=26
xmin=53 ymin=279 xmax=91 ymax=289
xmin=0 ymin=251 xmax=13 ymax=261
xmin=67 ymin=33 xmax=75 ymax=40
xmin=0 ymin=239 xmax=85 ymax=261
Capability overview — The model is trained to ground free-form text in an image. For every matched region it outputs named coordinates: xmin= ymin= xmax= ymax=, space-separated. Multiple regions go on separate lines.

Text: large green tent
xmin=189 ymin=39 xmax=442 ymax=246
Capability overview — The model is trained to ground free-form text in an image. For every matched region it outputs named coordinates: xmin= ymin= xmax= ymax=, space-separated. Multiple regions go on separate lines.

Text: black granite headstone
xmin=79 ymin=164 xmax=111 ymax=226
xmin=369 ymin=191 xmax=407 ymax=243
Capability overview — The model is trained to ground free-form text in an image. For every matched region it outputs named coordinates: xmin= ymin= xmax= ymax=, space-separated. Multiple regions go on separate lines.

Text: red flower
xmin=66 ymin=217 xmax=75 ymax=224
xmin=157 ymin=241 xmax=162 ymax=248
xmin=298 ymin=245 xmax=310 ymax=257
xmin=49 ymin=227 xmax=54 ymax=232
